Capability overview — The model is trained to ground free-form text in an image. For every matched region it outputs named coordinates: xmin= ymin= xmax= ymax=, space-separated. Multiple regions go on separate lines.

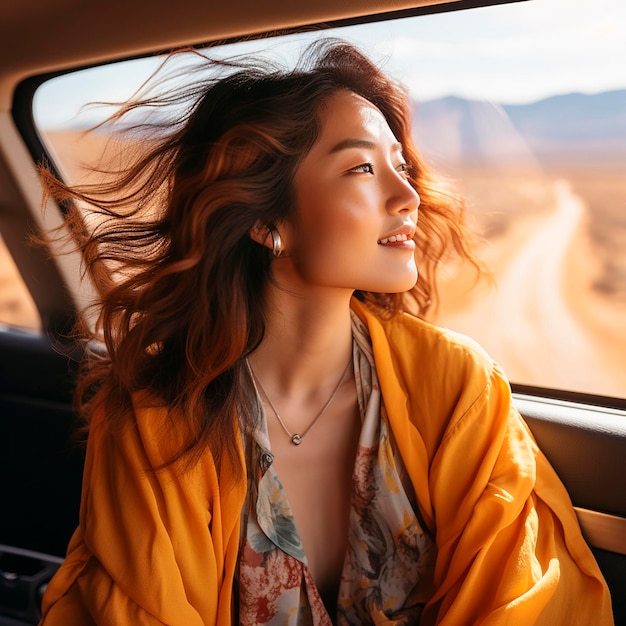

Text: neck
xmin=248 ymin=282 xmax=354 ymax=397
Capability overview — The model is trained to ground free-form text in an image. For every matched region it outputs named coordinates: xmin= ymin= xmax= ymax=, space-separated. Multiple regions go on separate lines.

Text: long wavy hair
xmin=42 ymin=39 xmax=483 ymax=474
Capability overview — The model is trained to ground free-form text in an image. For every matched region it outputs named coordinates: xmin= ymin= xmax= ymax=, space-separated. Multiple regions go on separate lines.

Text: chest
xmin=267 ymin=392 xmax=361 ymax=595
xmin=239 ymin=387 xmax=435 ymax=625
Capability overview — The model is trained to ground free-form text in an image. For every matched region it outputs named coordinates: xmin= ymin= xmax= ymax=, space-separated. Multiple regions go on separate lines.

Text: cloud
xmin=34 ymin=0 xmax=626 ymax=127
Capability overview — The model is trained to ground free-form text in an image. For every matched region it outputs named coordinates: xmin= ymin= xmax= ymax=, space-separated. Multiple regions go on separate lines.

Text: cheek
xmin=291 ymin=170 xmax=380 ymax=276
xmin=295 ymin=177 xmax=372 ymax=236
xmin=295 ymin=197 xmax=373 ymax=259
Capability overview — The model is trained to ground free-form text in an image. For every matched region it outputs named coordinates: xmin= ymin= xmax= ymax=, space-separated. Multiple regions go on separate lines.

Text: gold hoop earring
xmin=268 ymin=224 xmax=283 ymax=257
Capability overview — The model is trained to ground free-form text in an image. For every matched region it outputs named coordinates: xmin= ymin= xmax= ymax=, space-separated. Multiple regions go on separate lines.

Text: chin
xmin=391 ymin=269 xmax=419 ymax=293
xmin=363 ymin=271 xmax=418 ymax=294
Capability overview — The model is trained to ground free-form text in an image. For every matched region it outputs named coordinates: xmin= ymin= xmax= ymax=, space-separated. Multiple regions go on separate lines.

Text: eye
xmin=396 ymin=162 xmax=412 ymax=179
xmin=348 ymin=162 xmax=374 ymax=174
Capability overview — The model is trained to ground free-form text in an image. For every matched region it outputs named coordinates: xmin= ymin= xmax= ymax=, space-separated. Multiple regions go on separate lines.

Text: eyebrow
xmin=328 ymin=138 xmax=404 ymax=154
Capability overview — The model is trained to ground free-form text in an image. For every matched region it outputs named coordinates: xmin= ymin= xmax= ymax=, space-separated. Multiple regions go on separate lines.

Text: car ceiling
xmin=0 ymin=0 xmax=461 ymax=101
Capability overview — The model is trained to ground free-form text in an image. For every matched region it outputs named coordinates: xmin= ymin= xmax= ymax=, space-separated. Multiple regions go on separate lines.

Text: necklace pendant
xmin=249 ymin=358 xmax=352 ymax=449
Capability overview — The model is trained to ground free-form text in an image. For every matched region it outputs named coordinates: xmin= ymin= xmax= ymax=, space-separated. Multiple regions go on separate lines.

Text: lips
xmin=377 ymin=223 xmax=416 ymax=245
xmin=378 ymin=233 xmax=410 ymax=244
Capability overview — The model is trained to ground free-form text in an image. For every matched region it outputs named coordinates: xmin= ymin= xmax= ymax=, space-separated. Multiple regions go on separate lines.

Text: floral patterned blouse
xmin=237 ymin=313 xmax=436 ymax=625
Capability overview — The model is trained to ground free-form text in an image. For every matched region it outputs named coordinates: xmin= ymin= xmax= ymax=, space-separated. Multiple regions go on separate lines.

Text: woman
xmin=39 ymin=41 xmax=612 ymax=625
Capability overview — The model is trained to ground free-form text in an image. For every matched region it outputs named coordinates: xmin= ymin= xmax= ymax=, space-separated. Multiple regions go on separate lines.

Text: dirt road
xmin=438 ymin=179 xmax=624 ymax=395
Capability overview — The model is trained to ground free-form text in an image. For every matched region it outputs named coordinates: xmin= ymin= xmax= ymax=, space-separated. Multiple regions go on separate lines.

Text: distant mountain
xmin=412 ymin=90 xmax=626 ymax=167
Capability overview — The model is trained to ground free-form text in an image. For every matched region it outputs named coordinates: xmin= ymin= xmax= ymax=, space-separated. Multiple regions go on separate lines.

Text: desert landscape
xmin=2 ymin=92 xmax=625 ymax=399
xmin=427 ymin=165 xmax=626 ymax=399
xmin=0 ymin=236 xmax=40 ymax=331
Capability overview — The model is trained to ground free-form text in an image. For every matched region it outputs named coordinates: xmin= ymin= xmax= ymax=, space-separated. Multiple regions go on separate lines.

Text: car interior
xmin=1 ymin=0 xmax=625 ymax=623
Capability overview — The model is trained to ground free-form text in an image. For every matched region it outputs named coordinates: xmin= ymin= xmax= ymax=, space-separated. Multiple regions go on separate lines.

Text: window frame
xmin=9 ymin=0 xmax=625 ymax=410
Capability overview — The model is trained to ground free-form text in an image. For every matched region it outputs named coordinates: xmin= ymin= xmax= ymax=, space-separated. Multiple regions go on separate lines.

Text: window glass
xmin=0 ymin=234 xmax=41 ymax=331
xmin=32 ymin=0 xmax=626 ymax=400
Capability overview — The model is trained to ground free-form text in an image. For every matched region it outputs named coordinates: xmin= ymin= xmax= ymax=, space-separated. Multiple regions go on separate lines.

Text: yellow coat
xmin=40 ymin=300 xmax=613 ymax=625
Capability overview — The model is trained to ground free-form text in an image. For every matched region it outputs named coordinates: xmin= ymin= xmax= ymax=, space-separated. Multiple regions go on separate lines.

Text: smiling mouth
xmin=378 ymin=233 xmax=410 ymax=245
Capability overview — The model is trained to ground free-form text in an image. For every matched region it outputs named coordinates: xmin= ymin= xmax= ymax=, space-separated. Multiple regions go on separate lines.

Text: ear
xmin=249 ymin=221 xmax=272 ymax=250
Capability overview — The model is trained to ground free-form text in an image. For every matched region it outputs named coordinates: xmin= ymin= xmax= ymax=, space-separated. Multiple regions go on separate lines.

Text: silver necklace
xmin=249 ymin=359 xmax=352 ymax=446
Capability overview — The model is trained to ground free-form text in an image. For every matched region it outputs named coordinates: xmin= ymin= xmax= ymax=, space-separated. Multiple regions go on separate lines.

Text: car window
xmin=0 ymin=234 xmax=41 ymax=331
xmin=30 ymin=0 xmax=626 ymax=402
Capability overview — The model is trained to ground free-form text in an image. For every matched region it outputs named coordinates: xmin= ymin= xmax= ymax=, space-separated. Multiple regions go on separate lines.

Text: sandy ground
xmin=432 ymin=179 xmax=625 ymax=398
xmin=2 ymin=130 xmax=624 ymax=398
xmin=0 ymin=235 xmax=41 ymax=330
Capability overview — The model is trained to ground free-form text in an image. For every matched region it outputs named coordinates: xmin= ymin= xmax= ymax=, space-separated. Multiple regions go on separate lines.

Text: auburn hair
xmin=42 ymin=39 xmax=483 ymax=474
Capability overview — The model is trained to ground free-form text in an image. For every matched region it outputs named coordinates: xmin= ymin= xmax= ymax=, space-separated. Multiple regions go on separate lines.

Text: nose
xmin=386 ymin=170 xmax=420 ymax=217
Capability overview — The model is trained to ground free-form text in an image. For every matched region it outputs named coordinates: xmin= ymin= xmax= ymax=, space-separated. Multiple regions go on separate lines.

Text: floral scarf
xmin=237 ymin=313 xmax=435 ymax=625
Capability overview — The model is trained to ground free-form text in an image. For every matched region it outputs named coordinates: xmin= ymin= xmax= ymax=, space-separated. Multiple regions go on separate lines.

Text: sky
xmin=34 ymin=0 xmax=626 ymax=129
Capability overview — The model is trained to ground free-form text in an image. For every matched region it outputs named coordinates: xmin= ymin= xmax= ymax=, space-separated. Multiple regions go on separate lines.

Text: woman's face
xmin=284 ymin=90 xmax=420 ymax=295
